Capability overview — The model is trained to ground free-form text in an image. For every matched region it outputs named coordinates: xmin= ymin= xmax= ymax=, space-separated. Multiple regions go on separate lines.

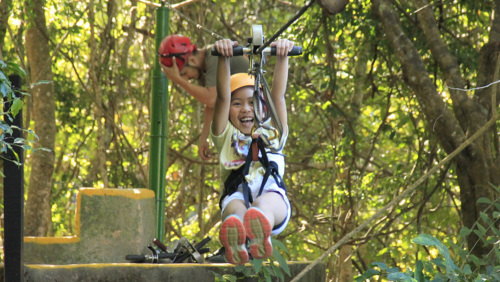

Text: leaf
xmin=431 ymin=257 xmax=446 ymax=269
xmin=234 ymin=264 xmax=245 ymax=273
xmin=251 ymin=258 xmax=263 ymax=274
xmin=371 ymin=261 xmax=389 ymax=271
xmin=269 ymin=261 xmax=284 ymax=281
xmin=25 ymin=129 xmax=40 ymax=140
xmin=474 ymin=223 xmax=487 ymax=239
xmin=11 ymin=98 xmax=23 ymax=117
xmin=1 ymin=82 xmax=11 ymax=97
xmin=263 ymin=267 xmax=272 ymax=282
xmin=271 ymin=238 xmax=289 ymax=254
xmin=387 ymin=267 xmax=401 ymax=273
xmin=469 ymin=254 xmax=481 ymax=267
xmin=22 ymin=145 xmax=32 ymax=151
xmin=413 ymin=234 xmax=439 ymax=246
xmin=462 ymin=264 xmax=472 ymax=275
xmin=273 ymin=247 xmax=291 ymax=276
xmin=355 ymin=268 xmax=381 ymax=281
xmin=377 ymin=247 xmax=389 ymax=256
xmin=0 ymin=69 xmax=7 ymax=81
xmin=387 ymin=272 xmax=416 ymax=281
xmin=6 ymin=61 xmax=26 ymax=76
xmin=459 ymin=227 xmax=472 ymax=238
xmin=479 ymin=211 xmax=493 ymax=226
xmin=211 ymin=271 xmax=224 ymax=282
xmin=476 ymin=197 xmax=492 ymax=204
xmin=0 ymin=123 xmax=13 ymax=134
xmin=412 ymin=233 xmax=458 ymax=274
xmin=415 ymin=260 xmax=424 ymax=282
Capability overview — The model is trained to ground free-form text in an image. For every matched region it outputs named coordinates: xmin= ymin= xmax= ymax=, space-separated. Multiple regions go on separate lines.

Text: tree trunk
xmin=373 ymin=0 xmax=499 ymax=257
xmin=0 ymin=0 xmax=12 ymax=59
xmin=85 ymin=0 xmax=117 ymax=187
xmin=24 ymin=0 xmax=56 ymax=236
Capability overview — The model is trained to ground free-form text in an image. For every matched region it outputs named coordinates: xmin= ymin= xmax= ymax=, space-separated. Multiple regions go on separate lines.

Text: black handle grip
xmin=125 ymin=254 xmax=146 ymax=262
xmin=270 ymin=46 xmax=302 ymax=56
xmin=211 ymin=46 xmax=244 ymax=56
xmin=211 ymin=46 xmax=302 ymax=56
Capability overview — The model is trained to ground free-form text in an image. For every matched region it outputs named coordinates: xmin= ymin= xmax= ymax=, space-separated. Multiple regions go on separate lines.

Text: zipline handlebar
xmin=211 ymin=46 xmax=302 ymax=57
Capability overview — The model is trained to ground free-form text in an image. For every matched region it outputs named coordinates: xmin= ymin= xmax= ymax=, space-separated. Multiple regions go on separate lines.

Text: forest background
xmin=0 ymin=0 xmax=499 ymax=281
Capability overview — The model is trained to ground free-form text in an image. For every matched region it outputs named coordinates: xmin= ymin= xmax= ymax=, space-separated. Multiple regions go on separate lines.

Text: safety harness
xmin=219 ymin=134 xmax=287 ymax=209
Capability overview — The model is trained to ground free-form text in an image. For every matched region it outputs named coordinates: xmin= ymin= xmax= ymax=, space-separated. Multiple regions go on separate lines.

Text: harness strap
xmin=219 ymin=136 xmax=287 ymax=209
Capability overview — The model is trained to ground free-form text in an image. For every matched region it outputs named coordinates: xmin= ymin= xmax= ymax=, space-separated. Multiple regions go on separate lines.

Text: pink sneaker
xmin=244 ymin=207 xmax=273 ymax=259
xmin=219 ymin=215 xmax=249 ymax=264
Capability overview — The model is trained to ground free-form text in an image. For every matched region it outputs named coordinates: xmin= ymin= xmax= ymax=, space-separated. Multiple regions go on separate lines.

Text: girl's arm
xmin=270 ymin=39 xmax=294 ymax=136
xmin=211 ymin=39 xmax=237 ymax=136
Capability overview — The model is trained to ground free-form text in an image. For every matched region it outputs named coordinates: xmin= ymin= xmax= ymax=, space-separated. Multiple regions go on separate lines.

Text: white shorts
xmin=220 ymin=173 xmax=291 ymax=236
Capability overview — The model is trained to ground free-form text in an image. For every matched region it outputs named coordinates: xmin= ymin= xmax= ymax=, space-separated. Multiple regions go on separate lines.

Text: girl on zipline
xmin=211 ymin=38 xmax=293 ymax=264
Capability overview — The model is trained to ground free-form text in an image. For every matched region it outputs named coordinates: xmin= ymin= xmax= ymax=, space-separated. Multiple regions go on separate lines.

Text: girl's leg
xmin=251 ymin=192 xmax=287 ymax=228
xmin=222 ymin=198 xmax=247 ymax=220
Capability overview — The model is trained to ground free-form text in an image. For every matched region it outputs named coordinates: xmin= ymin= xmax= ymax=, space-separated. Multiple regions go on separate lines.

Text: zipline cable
xmin=133 ymin=0 xmax=225 ymax=39
xmin=256 ymin=0 xmax=316 ymax=54
xmin=136 ymin=0 xmax=316 ymax=44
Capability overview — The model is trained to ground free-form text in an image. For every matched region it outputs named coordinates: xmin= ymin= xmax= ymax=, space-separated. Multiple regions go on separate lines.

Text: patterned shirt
xmin=211 ymin=119 xmax=287 ymax=193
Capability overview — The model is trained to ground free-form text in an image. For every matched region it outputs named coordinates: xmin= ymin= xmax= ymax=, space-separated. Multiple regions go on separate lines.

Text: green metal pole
xmin=149 ymin=4 xmax=169 ymax=241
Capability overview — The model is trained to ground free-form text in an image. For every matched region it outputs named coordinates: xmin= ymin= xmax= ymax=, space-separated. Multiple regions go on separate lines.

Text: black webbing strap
xmin=220 ymin=136 xmax=286 ymax=209
xmin=220 ymin=143 xmax=254 ymax=209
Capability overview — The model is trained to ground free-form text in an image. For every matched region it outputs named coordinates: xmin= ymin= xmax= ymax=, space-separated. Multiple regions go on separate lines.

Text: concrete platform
xmin=23 ymin=261 xmax=325 ymax=282
xmin=16 ymin=188 xmax=326 ymax=281
xmin=24 ymin=188 xmax=156 ymax=264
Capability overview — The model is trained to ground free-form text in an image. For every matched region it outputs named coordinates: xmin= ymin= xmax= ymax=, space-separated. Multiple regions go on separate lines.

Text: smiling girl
xmin=211 ymin=38 xmax=293 ymax=265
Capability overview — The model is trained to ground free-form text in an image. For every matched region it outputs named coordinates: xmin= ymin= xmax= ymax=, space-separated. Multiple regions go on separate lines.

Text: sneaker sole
xmin=244 ymin=208 xmax=273 ymax=259
xmin=219 ymin=216 xmax=249 ymax=264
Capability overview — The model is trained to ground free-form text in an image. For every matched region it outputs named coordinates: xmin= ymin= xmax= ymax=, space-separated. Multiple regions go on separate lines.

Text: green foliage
xmin=213 ymin=238 xmax=291 ymax=282
xmin=355 ymin=195 xmax=500 ymax=282
xmin=0 ymin=60 xmax=43 ymax=173
xmin=1 ymin=1 xmax=499 ymax=280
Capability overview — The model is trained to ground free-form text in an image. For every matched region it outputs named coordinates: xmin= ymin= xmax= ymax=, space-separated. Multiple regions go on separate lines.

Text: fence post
xmin=3 ymin=74 xmax=25 ymax=282
xmin=149 ymin=3 xmax=169 ymax=240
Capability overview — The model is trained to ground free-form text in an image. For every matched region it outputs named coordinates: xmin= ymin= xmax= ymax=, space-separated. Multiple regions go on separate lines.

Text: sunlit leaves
xmin=1 ymin=0 xmax=497 ymax=280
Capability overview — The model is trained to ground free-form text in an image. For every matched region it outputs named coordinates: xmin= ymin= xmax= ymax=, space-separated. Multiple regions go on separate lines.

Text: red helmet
xmin=158 ymin=35 xmax=197 ymax=69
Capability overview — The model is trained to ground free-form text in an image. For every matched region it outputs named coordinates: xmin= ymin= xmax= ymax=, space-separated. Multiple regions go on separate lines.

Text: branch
xmin=373 ymin=0 xmax=465 ymax=157
xmin=132 ymin=0 xmax=201 ymax=9
xmin=412 ymin=0 xmax=471 ymax=130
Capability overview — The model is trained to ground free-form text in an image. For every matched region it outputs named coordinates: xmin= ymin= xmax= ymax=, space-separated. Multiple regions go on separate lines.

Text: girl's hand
xmin=215 ymin=39 xmax=238 ymax=57
xmin=271 ymin=39 xmax=294 ymax=57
